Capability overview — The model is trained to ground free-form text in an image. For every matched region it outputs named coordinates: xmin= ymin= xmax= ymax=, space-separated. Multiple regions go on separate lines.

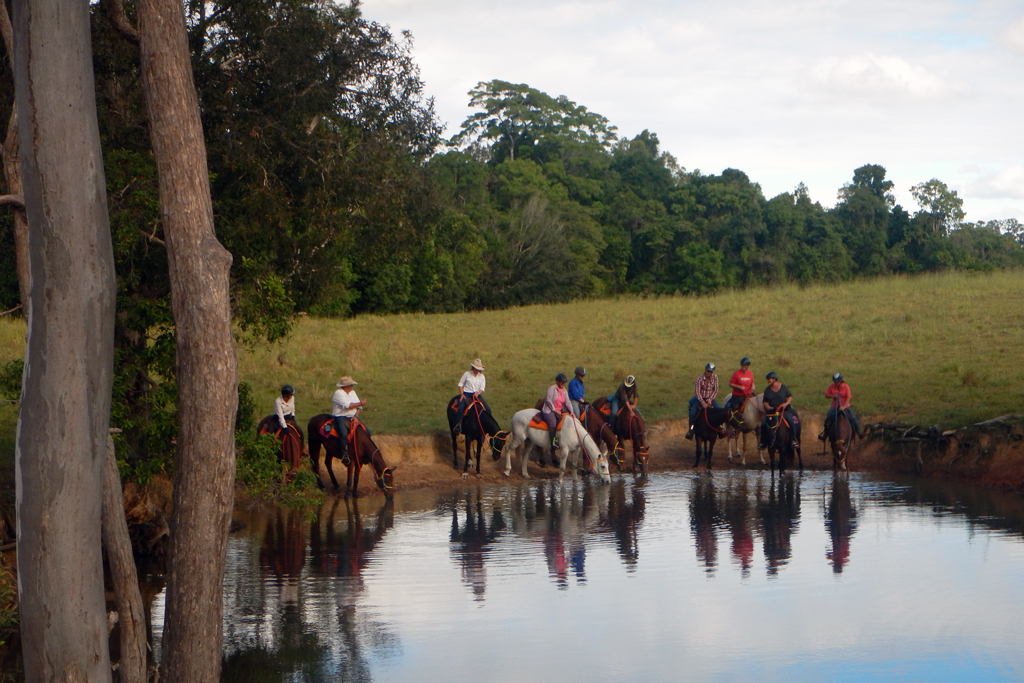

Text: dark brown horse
xmin=762 ymin=410 xmax=803 ymax=475
xmin=591 ymin=396 xmax=649 ymax=473
xmin=826 ymin=410 xmax=856 ymax=472
xmin=256 ymin=415 xmax=306 ymax=475
xmin=691 ymin=406 xmax=731 ymax=469
xmin=448 ymin=396 xmax=507 ymax=477
xmin=307 ymin=414 xmax=395 ymax=499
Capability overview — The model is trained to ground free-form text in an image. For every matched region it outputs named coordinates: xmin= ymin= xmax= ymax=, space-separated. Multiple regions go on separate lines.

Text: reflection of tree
xmin=721 ymin=474 xmax=755 ymax=578
xmin=689 ymin=475 xmax=720 ymax=573
xmin=825 ymin=476 xmax=857 ymax=573
xmin=604 ymin=480 xmax=646 ymax=571
xmin=757 ymin=477 xmax=802 ymax=576
xmin=450 ymin=491 xmax=506 ymax=600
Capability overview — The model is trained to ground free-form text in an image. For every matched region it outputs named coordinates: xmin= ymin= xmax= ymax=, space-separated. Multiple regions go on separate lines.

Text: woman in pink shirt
xmin=542 ymin=373 xmax=571 ymax=448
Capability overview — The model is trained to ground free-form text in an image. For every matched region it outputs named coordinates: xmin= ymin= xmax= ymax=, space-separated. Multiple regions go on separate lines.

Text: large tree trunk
xmin=0 ymin=2 xmax=30 ymax=315
xmin=11 ymin=0 xmax=117 ymax=680
xmin=136 ymin=0 xmax=238 ymax=680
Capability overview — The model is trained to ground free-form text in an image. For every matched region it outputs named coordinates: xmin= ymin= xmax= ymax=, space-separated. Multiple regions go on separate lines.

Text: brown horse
xmin=762 ymin=410 xmax=803 ymax=475
xmin=691 ymin=406 xmax=731 ymax=469
xmin=307 ymin=414 xmax=395 ymax=499
xmin=256 ymin=415 xmax=306 ymax=475
xmin=591 ymin=396 xmax=649 ymax=473
xmin=826 ymin=410 xmax=856 ymax=472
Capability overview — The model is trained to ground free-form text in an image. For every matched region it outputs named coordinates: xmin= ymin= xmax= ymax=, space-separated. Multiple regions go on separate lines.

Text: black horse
xmin=762 ymin=410 xmax=803 ymax=475
xmin=446 ymin=395 xmax=508 ymax=477
xmin=691 ymin=406 xmax=731 ymax=469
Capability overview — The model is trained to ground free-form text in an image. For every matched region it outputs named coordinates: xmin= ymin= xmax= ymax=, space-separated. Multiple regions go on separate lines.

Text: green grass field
xmin=2 ymin=270 xmax=1023 ymax=448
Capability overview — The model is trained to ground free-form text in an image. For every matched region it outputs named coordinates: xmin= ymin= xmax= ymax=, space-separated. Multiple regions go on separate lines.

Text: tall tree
xmin=12 ymin=0 xmax=117 ymax=679
xmin=910 ymin=178 xmax=965 ymax=236
xmin=136 ymin=0 xmax=238 ymax=680
xmin=0 ymin=2 xmax=28 ymax=315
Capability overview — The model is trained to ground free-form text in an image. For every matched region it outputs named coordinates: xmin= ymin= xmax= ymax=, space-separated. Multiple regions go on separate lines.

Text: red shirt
xmin=729 ymin=370 xmax=754 ymax=397
xmin=826 ymin=382 xmax=851 ymax=409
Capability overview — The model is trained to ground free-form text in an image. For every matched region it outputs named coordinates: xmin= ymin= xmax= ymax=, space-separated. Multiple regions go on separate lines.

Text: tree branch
xmin=0 ymin=194 xmax=25 ymax=209
xmin=0 ymin=304 xmax=22 ymax=317
xmin=103 ymin=0 xmax=140 ymax=43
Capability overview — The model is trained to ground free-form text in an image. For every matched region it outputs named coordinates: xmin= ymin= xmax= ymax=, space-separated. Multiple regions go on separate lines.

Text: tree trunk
xmin=136 ymin=0 xmax=238 ymax=680
xmin=11 ymin=0 xmax=117 ymax=680
xmin=0 ymin=2 xmax=30 ymax=315
xmin=102 ymin=431 xmax=148 ymax=683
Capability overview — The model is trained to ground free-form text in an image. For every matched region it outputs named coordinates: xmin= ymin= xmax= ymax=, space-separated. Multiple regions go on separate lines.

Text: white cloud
xmin=1002 ymin=17 xmax=1024 ymax=55
xmin=965 ymin=164 xmax=1024 ymax=200
xmin=810 ymin=54 xmax=952 ymax=102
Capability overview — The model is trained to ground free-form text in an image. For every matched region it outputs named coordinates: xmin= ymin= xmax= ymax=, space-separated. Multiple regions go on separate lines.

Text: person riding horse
xmin=274 ymin=384 xmax=298 ymax=435
xmin=452 ymin=359 xmax=490 ymax=436
xmin=542 ymin=373 xmax=572 ymax=448
xmin=758 ymin=371 xmax=801 ymax=452
xmin=725 ymin=357 xmax=755 ymax=411
xmin=819 ymin=372 xmax=864 ymax=440
xmin=686 ymin=363 xmax=721 ymax=440
xmin=568 ymin=366 xmax=587 ymax=418
xmin=609 ymin=375 xmax=639 ymax=423
xmin=332 ymin=376 xmax=367 ymax=466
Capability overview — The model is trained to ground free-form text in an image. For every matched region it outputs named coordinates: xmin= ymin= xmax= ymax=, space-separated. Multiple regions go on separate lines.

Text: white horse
xmin=725 ymin=393 xmax=767 ymax=466
xmin=502 ymin=409 xmax=611 ymax=484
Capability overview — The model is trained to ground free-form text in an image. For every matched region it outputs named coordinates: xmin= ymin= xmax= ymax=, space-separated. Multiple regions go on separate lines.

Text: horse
xmin=307 ymin=414 xmax=395 ymax=499
xmin=447 ymin=395 xmax=508 ymax=478
xmin=691 ymin=406 xmax=732 ymax=469
xmin=256 ymin=415 xmax=306 ymax=475
xmin=501 ymin=409 xmax=611 ymax=484
xmin=761 ymin=410 xmax=803 ymax=476
xmin=591 ymin=396 xmax=649 ymax=473
xmin=825 ymin=409 xmax=856 ymax=472
xmin=533 ymin=399 xmax=618 ymax=465
xmin=724 ymin=394 xmax=766 ymax=466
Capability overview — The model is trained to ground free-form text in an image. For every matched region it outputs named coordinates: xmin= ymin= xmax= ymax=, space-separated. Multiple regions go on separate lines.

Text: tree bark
xmin=136 ymin=0 xmax=238 ymax=681
xmin=102 ymin=431 xmax=148 ymax=683
xmin=12 ymin=0 xmax=117 ymax=680
xmin=0 ymin=2 xmax=30 ymax=315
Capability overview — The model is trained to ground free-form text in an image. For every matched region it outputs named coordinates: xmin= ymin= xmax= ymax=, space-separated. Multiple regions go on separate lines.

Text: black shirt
xmin=763 ymin=383 xmax=793 ymax=411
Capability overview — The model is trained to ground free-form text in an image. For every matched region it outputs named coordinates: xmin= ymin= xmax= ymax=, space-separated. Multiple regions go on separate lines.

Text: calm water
xmin=151 ymin=472 xmax=1024 ymax=682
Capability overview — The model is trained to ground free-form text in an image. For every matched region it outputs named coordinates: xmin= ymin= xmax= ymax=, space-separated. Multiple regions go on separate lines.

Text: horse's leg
xmin=348 ymin=462 xmax=360 ymax=499
xmin=693 ymin=438 xmax=701 ymax=469
xmin=706 ymin=437 xmax=716 ymax=470
xmin=451 ymin=430 xmax=460 ymax=470
xmin=474 ymin=438 xmax=483 ymax=477
xmin=521 ymin=443 xmax=533 ymax=479
xmin=325 ymin=443 xmax=341 ymax=491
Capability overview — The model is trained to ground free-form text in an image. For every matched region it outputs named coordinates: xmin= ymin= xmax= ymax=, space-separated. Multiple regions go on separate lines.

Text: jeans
xmin=689 ymin=396 xmax=721 ymax=422
xmin=826 ymin=406 xmax=861 ymax=433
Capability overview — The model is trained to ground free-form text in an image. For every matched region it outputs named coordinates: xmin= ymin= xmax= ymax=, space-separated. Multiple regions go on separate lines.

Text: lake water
xmin=150 ymin=472 xmax=1024 ymax=682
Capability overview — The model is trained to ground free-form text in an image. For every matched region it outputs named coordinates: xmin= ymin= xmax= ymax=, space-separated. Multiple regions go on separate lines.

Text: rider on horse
xmin=542 ymin=373 xmax=572 ymax=448
xmin=609 ymin=375 xmax=639 ymax=423
xmin=274 ymin=384 xmax=297 ymax=435
xmin=332 ymin=376 xmax=366 ymax=465
xmin=819 ymin=372 xmax=865 ymax=439
xmin=568 ymin=366 xmax=586 ymax=418
xmin=452 ymin=359 xmax=490 ymax=436
xmin=724 ymin=357 xmax=755 ymax=411
xmin=686 ymin=363 xmax=721 ymax=440
xmin=758 ymin=371 xmax=802 ymax=451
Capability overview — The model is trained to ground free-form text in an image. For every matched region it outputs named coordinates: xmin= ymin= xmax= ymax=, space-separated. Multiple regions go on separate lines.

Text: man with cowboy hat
xmin=453 ymin=359 xmax=490 ymax=436
xmin=332 ymin=376 xmax=366 ymax=465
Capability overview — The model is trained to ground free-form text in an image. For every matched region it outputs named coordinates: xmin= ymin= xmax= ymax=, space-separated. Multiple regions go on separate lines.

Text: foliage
xmin=0 ymin=360 xmax=21 ymax=402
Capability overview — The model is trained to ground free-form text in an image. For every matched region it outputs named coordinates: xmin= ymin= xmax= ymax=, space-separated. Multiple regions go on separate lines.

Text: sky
xmin=362 ymin=0 xmax=1024 ymax=223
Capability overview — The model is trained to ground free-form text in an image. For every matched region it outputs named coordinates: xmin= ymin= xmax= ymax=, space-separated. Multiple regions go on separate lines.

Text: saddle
xmin=528 ymin=411 xmax=568 ymax=431
xmin=320 ymin=417 xmax=361 ymax=444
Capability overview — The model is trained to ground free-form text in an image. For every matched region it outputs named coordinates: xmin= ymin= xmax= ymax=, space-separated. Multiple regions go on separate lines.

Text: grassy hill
xmin=2 ymin=270 xmax=1023 ymax=449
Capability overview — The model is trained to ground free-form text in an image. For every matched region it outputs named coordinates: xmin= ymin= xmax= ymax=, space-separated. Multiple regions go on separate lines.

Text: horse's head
xmin=374 ymin=465 xmax=396 ymax=500
xmin=763 ymin=412 xmax=782 ymax=449
xmin=636 ymin=445 xmax=650 ymax=473
xmin=489 ymin=430 xmax=509 ymax=461
xmin=581 ymin=432 xmax=611 ymax=484
xmin=595 ymin=454 xmax=612 ymax=484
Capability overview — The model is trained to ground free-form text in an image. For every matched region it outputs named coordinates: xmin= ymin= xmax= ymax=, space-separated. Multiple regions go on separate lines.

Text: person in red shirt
xmin=725 ymin=357 xmax=755 ymax=411
xmin=819 ymin=372 xmax=864 ymax=439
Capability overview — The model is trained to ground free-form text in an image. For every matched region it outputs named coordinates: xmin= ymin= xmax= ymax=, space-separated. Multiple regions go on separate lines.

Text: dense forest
xmin=1 ymin=0 xmax=1022 ymax=471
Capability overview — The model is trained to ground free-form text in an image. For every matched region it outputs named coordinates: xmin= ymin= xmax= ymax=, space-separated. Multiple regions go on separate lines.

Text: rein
xmin=702 ymin=408 xmax=728 ymax=437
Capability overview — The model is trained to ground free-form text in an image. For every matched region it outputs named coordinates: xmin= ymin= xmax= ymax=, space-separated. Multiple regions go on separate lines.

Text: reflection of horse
xmin=762 ymin=410 xmax=803 ymax=475
xmin=446 ymin=395 xmax=507 ymax=478
xmin=825 ymin=475 xmax=857 ymax=573
xmin=307 ymin=414 xmax=395 ymax=499
xmin=591 ymin=396 xmax=649 ymax=473
xmin=757 ymin=476 xmax=801 ymax=576
xmin=826 ymin=410 xmax=856 ymax=472
xmin=721 ymin=473 xmax=755 ymax=577
xmin=689 ymin=475 xmax=720 ymax=572
xmin=256 ymin=415 xmax=306 ymax=474
xmin=450 ymin=493 xmax=506 ymax=600
xmin=308 ymin=497 xmax=394 ymax=586
xmin=604 ymin=480 xmax=646 ymax=570
xmin=691 ymin=407 xmax=731 ymax=469
xmin=501 ymin=410 xmax=611 ymax=484
xmin=259 ymin=508 xmax=305 ymax=582
xmin=725 ymin=394 xmax=766 ymax=466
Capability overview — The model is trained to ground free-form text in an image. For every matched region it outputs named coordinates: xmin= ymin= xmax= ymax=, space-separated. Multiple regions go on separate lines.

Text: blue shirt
xmin=568 ymin=377 xmax=585 ymax=402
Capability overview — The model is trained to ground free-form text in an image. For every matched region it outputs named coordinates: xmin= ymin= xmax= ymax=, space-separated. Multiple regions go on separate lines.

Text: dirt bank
xmin=315 ymin=414 xmax=1024 ymax=497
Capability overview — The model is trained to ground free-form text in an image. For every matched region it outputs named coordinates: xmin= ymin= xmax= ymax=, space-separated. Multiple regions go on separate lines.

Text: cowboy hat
xmin=470 ymin=359 xmax=485 ymax=371
xmin=336 ymin=376 xmax=358 ymax=388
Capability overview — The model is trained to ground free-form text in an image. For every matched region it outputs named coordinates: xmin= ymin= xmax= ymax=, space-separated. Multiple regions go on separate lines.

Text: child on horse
xmin=686 ymin=363 xmax=721 ymax=440
xmin=453 ymin=359 xmax=490 ymax=436
xmin=568 ymin=366 xmax=587 ymax=418
xmin=543 ymin=373 xmax=572 ymax=447
xmin=758 ymin=371 xmax=801 ymax=451
xmin=725 ymin=357 xmax=755 ymax=411
xmin=274 ymin=384 xmax=298 ymax=435
xmin=332 ymin=376 xmax=367 ymax=465
xmin=819 ymin=372 xmax=864 ymax=439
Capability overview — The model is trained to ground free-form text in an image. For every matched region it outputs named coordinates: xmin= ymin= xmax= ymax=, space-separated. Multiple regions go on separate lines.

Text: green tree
xmin=834 ymin=164 xmax=896 ymax=275
xmin=910 ymin=178 xmax=966 ymax=236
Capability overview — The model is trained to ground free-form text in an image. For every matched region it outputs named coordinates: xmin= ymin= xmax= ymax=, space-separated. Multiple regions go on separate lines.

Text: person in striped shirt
xmin=686 ymin=363 xmax=720 ymax=440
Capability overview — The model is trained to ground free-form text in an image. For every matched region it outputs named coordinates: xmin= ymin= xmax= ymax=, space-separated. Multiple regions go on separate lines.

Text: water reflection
xmin=757 ymin=476 xmax=802 ymax=576
xmin=449 ymin=491 xmax=505 ymax=600
xmin=825 ymin=476 xmax=858 ymax=573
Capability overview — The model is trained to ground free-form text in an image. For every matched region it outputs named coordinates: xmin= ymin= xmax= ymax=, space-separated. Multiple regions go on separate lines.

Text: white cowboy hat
xmin=336 ymin=376 xmax=358 ymax=388
xmin=470 ymin=359 xmax=485 ymax=371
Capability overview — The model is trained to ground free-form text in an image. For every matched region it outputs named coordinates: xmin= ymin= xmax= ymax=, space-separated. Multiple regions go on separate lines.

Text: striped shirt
xmin=694 ymin=373 xmax=718 ymax=402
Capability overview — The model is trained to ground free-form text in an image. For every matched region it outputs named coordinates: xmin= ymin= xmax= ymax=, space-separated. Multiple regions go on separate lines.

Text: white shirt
xmin=332 ymin=388 xmax=360 ymax=418
xmin=458 ymin=371 xmax=486 ymax=394
xmin=274 ymin=395 xmax=295 ymax=429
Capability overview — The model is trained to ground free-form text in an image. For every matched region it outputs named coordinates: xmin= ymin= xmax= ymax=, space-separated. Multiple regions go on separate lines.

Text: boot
xmin=817 ymin=430 xmax=826 ymax=441
xmin=452 ymin=421 xmax=462 ymax=436
xmin=685 ymin=424 xmax=695 ymax=440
